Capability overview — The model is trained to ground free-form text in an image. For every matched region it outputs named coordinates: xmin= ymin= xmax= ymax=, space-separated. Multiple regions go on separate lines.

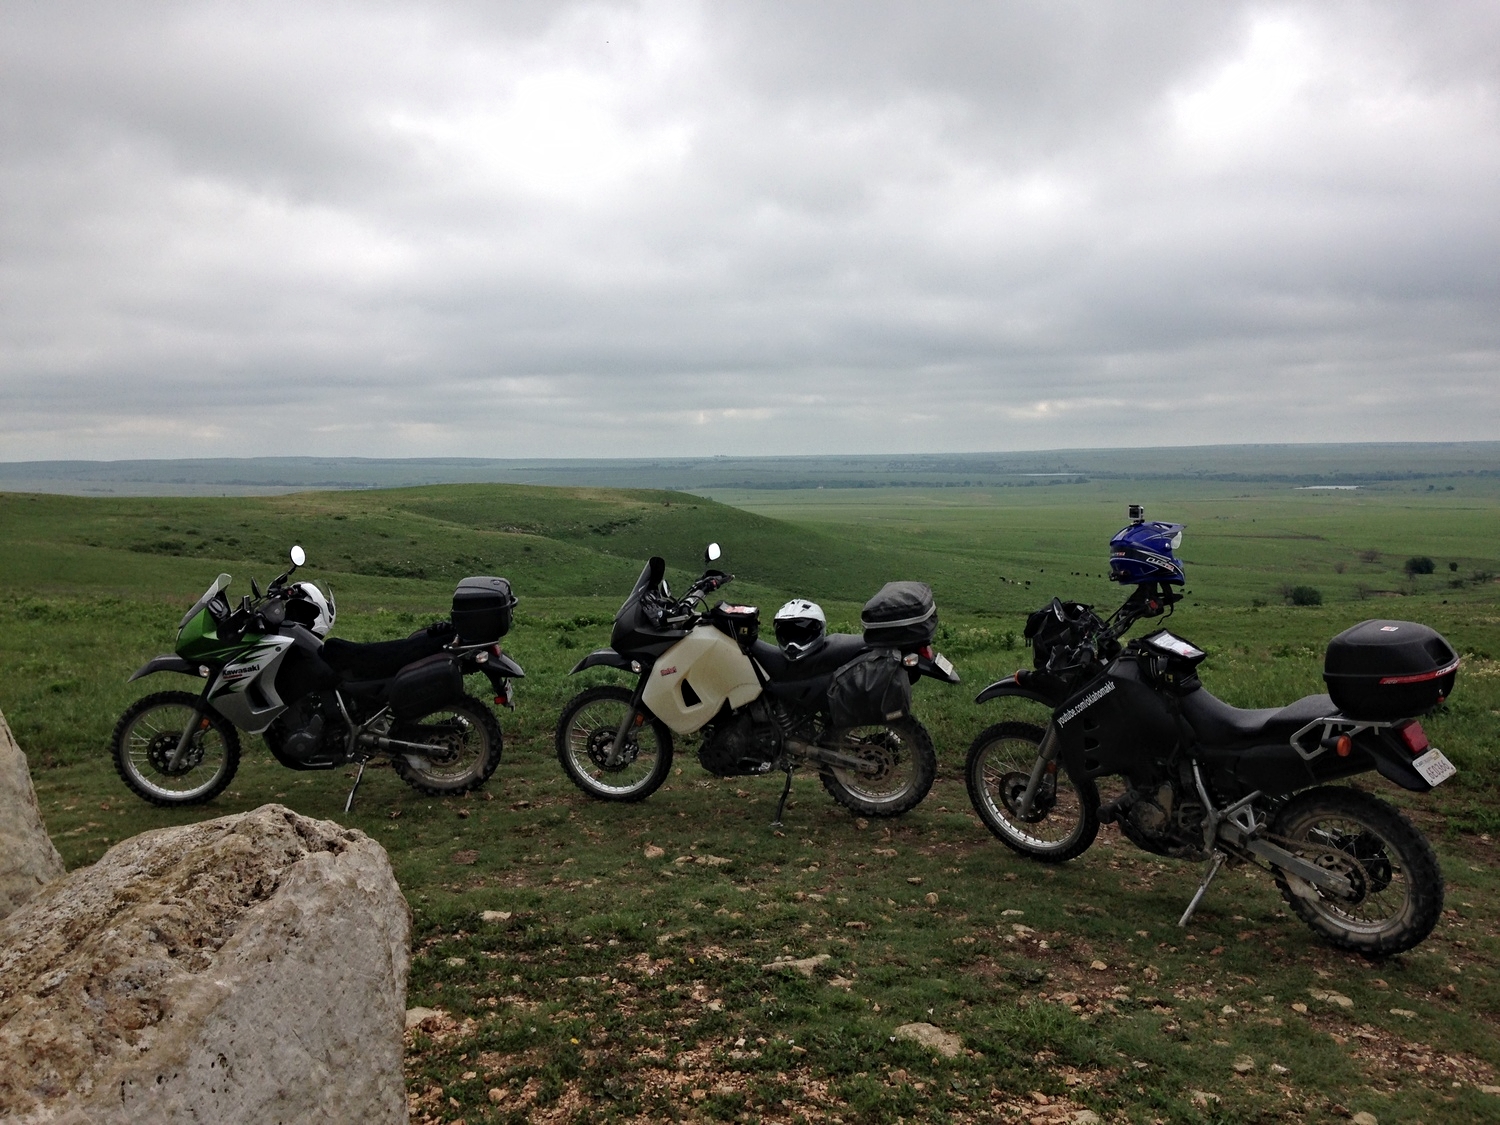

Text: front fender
xmin=975 ymin=671 xmax=1061 ymax=707
xmin=569 ymin=648 xmax=636 ymax=675
xmin=127 ymin=655 xmax=201 ymax=683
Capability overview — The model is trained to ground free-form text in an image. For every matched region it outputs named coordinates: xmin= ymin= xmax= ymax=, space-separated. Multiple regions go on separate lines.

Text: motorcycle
xmin=555 ymin=544 xmax=961 ymax=824
xmin=965 ymin=507 xmax=1458 ymax=954
xmin=111 ymin=547 xmax=524 ymax=812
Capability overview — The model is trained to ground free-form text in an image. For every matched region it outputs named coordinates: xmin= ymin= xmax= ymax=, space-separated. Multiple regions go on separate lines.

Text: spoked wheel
xmin=111 ymin=691 xmax=240 ymax=806
xmin=392 ymin=695 xmax=503 ymax=796
xmin=819 ymin=717 xmax=936 ymax=818
xmin=1270 ymin=786 xmax=1443 ymax=955
xmin=555 ymin=685 xmax=673 ymax=802
xmin=964 ymin=721 xmax=1098 ymax=862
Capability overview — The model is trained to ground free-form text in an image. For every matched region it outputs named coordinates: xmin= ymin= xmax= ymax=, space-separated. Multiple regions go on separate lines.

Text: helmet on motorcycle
xmin=284 ymin=581 xmax=337 ymax=637
xmin=1109 ymin=514 xmax=1186 ymax=585
xmin=774 ymin=598 xmax=827 ymax=659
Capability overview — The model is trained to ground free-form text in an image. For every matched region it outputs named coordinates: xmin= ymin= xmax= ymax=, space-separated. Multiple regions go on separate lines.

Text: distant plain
xmin=2 ymin=447 xmax=1497 ymax=1123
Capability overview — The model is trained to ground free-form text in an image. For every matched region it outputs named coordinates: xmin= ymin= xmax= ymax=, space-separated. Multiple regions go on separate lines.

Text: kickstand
xmin=343 ymin=760 xmax=368 ymax=814
xmin=1178 ymin=850 xmax=1226 ymax=928
xmin=771 ymin=765 xmax=794 ymax=828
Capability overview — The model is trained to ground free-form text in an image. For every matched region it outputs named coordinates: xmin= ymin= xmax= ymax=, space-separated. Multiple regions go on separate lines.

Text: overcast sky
xmin=2 ymin=1 xmax=1497 ymax=460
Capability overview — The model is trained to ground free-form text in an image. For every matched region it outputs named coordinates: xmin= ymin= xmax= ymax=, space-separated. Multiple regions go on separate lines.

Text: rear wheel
xmin=556 ymin=685 xmax=673 ymax=802
xmin=964 ymin=721 xmax=1098 ymax=862
xmin=112 ymin=691 xmax=240 ymax=806
xmin=819 ymin=717 xmax=936 ymax=818
xmin=1270 ymin=786 xmax=1443 ymax=955
xmin=392 ymin=695 xmax=503 ymax=796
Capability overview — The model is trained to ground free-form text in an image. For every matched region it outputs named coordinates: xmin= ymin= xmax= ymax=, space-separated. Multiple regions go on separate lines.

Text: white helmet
xmin=774 ymin=598 xmax=826 ymax=659
xmin=285 ymin=581 xmax=336 ymax=637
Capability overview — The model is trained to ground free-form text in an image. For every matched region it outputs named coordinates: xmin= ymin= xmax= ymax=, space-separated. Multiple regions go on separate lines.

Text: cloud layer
xmin=2 ymin=1 xmax=1497 ymax=459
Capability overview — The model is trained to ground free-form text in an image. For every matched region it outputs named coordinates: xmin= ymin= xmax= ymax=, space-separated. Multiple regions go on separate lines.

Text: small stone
xmin=1390 ymin=1008 xmax=1417 ymax=1018
xmin=1270 ymin=1063 xmax=1289 ymax=1075
xmin=907 ymin=876 xmax=924 ymax=885
xmin=691 ymin=1088 xmax=707 ymax=1101
xmin=1309 ymin=987 xmax=1353 ymax=1008
xmin=1090 ymin=960 xmax=1108 ymax=971
xmin=892 ymin=1022 xmax=962 ymax=1058
xmin=445 ymin=956 xmax=466 ymax=967
xmin=487 ymin=1088 xmax=506 ymax=1104
xmin=405 ymin=1006 xmax=445 ymax=1031
xmin=481 ymin=910 xmax=512 ymax=923
xmin=1233 ymin=1056 xmax=1255 ymax=1074
xmin=1190 ymin=1090 xmax=1220 ymax=1107
xmin=1477 ymin=1085 xmax=1500 ymax=1095
xmin=1292 ymin=1002 xmax=1308 ymax=1013
xmin=1074 ymin=1112 xmax=1103 ymax=1125
xmin=1350 ymin=1113 xmax=1378 ymax=1125
xmin=1002 ymin=909 xmax=1025 ymax=916
xmin=643 ymin=844 xmax=665 ymax=859
xmin=700 ymin=854 xmax=731 ymax=866
xmin=855 ymin=818 xmax=869 ymax=830
xmin=925 ymin=892 xmax=939 ymax=905
xmin=761 ymin=953 xmax=831 ymax=977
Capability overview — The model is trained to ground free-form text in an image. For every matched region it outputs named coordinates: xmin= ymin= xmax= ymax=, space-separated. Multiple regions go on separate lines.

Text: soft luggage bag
xmin=827 ymin=650 xmax=913 ymax=729
xmin=390 ymin=653 xmax=464 ymax=721
xmin=861 ymin=581 xmax=937 ymax=648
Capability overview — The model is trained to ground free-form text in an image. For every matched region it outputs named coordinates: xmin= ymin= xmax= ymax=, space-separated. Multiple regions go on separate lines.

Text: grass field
xmin=2 ymin=476 xmax=1499 ymax=1124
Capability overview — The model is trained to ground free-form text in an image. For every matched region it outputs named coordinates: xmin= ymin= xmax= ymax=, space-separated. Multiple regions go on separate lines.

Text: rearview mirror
xmin=290 ymin=545 xmax=306 ymax=568
xmin=705 ymin=542 xmax=721 ymax=563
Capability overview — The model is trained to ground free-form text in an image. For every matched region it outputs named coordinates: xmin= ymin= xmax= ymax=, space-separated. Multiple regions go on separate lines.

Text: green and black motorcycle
xmin=111 ymin=546 xmax=523 ymax=811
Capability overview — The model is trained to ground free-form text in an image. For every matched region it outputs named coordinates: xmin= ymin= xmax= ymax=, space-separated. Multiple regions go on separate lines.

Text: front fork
xmin=607 ymin=680 xmax=651 ymax=768
xmin=1017 ymin=723 xmax=1062 ymax=818
xmin=168 ymin=688 xmax=218 ymax=771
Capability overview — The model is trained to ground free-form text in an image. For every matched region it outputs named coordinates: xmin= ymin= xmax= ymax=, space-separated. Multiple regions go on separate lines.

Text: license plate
xmin=1412 ymin=747 xmax=1457 ymax=787
xmin=933 ymin=652 xmax=955 ymax=677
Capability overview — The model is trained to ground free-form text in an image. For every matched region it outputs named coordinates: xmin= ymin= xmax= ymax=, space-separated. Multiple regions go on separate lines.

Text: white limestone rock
xmin=0 ymin=706 xmax=65 ymax=920
xmin=0 ymin=804 xmax=410 ymax=1124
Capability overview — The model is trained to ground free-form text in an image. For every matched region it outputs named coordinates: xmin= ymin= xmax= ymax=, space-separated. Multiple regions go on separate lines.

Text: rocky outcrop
xmin=0 ymin=706 xmax=65 ymax=920
xmin=0 ymin=804 xmax=410 ymax=1124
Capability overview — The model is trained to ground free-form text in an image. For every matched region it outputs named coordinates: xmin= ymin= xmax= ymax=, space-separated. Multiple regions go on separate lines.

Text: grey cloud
xmin=1 ymin=1 xmax=1497 ymax=460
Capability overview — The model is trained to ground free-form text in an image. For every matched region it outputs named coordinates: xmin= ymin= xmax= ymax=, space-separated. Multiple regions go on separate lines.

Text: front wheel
xmin=1270 ymin=786 xmax=1443 ymax=955
xmin=556 ymin=685 xmax=674 ymax=802
xmin=392 ymin=695 xmax=503 ymax=796
xmin=964 ymin=721 xmax=1098 ymax=862
xmin=112 ymin=691 xmax=240 ymax=806
xmin=819 ymin=717 xmax=936 ymax=818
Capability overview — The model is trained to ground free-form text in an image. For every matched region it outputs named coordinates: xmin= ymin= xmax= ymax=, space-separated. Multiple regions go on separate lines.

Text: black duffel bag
xmin=826 ymin=650 xmax=913 ymax=729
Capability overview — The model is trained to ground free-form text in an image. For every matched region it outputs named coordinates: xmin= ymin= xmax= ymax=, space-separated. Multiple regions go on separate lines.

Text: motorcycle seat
xmin=751 ymin=633 xmax=869 ymax=682
xmin=321 ymin=630 xmax=450 ymax=681
xmin=1182 ymin=690 xmax=1338 ymax=749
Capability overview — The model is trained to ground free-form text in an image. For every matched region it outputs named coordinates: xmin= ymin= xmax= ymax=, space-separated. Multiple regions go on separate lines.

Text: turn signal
xmin=1335 ymin=734 xmax=1352 ymax=757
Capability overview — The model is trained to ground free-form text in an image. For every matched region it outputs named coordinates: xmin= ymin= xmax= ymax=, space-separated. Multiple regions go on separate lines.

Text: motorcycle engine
xmin=698 ymin=711 xmax=779 ymax=777
xmin=1120 ymin=781 xmax=1206 ymax=859
xmin=267 ymin=695 xmax=347 ymax=770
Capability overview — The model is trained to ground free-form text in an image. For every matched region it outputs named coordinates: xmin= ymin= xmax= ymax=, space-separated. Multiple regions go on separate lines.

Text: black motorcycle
xmin=965 ymin=509 xmax=1458 ymax=954
xmin=555 ymin=544 xmax=961 ymax=824
xmin=113 ymin=550 xmax=524 ymax=811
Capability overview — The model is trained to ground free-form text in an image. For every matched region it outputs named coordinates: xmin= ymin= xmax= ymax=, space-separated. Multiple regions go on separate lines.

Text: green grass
xmin=2 ymin=479 xmax=1498 ymax=1124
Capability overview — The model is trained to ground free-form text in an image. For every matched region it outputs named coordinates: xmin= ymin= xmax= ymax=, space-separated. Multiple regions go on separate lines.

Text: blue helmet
xmin=1109 ymin=512 xmax=1185 ymax=585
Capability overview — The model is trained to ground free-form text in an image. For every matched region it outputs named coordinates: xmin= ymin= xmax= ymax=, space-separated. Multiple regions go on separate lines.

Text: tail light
xmin=919 ymin=645 xmax=934 ymax=660
xmin=1397 ymin=721 xmax=1429 ymax=755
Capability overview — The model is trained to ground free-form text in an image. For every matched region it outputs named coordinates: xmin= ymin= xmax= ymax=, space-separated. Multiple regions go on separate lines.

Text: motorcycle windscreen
xmin=641 ymin=625 xmax=762 ymax=734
